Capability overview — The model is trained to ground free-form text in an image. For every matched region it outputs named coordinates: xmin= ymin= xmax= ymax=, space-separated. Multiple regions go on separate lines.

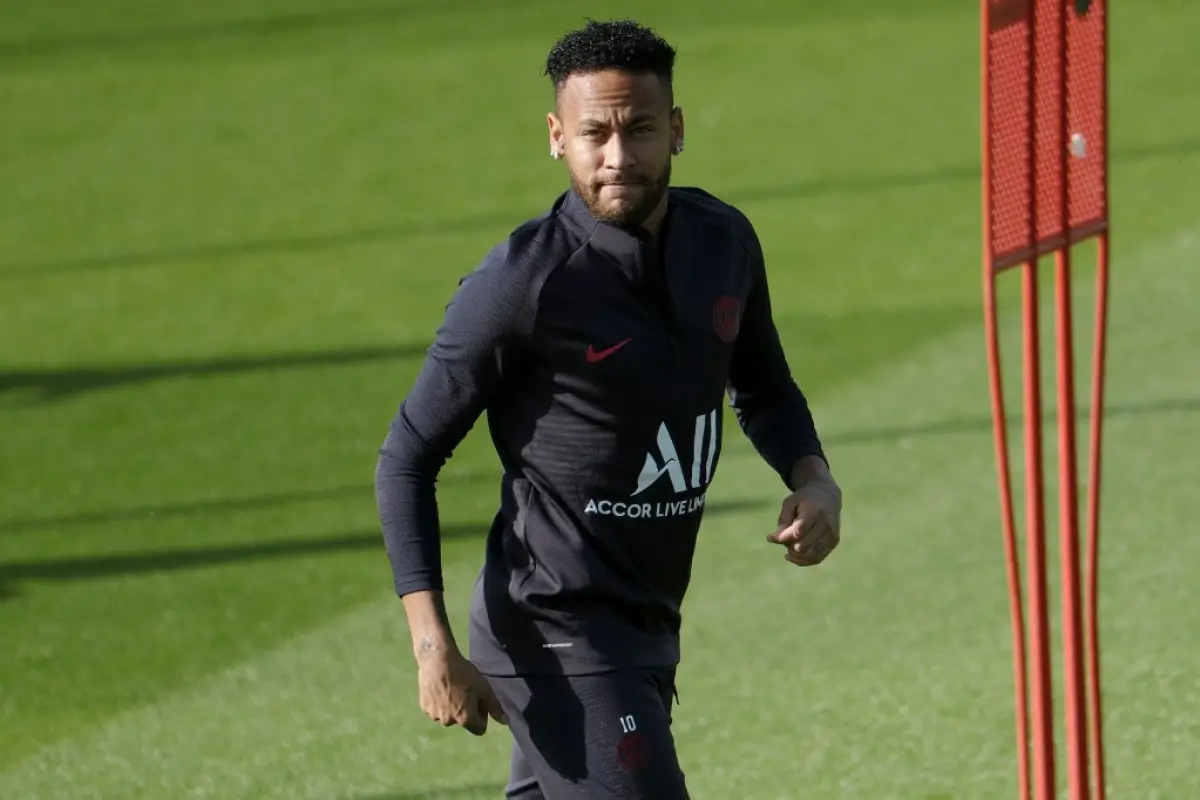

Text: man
xmin=375 ymin=18 xmax=843 ymax=799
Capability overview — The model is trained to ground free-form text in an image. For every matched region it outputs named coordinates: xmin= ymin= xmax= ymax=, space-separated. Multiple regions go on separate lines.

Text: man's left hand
xmin=767 ymin=473 xmax=842 ymax=567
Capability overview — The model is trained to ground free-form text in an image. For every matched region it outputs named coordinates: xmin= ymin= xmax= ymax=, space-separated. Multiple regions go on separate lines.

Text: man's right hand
xmin=416 ymin=641 xmax=509 ymax=736
xmin=403 ymin=589 xmax=508 ymax=735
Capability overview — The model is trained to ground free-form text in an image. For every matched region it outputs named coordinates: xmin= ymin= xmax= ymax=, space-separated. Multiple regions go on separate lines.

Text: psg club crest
xmin=712 ymin=295 xmax=741 ymax=343
xmin=616 ymin=731 xmax=651 ymax=772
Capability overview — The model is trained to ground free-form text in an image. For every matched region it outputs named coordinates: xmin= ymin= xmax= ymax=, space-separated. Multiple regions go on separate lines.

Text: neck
xmin=638 ymin=195 xmax=670 ymax=239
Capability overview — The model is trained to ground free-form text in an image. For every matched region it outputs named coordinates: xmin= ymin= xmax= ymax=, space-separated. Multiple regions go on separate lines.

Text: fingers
xmin=462 ymin=683 xmax=510 ymax=736
xmin=422 ymin=696 xmax=460 ymax=727
xmin=420 ymin=678 xmax=508 ymax=737
xmin=784 ymin=520 xmax=840 ymax=566
xmin=463 ymin=703 xmax=489 ymax=736
xmin=425 ymin=695 xmax=486 ymax=735
xmin=776 ymin=495 xmax=798 ymax=527
xmin=766 ymin=510 xmax=817 ymax=546
xmin=480 ymin=681 xmax=510 ymax=727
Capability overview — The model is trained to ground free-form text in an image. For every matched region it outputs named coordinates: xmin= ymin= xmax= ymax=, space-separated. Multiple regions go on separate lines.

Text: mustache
xmin=597 ymin=176 xmax=647 ymax=185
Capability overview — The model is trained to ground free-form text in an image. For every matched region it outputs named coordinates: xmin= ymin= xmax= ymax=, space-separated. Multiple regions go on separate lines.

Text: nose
xmin=602 ymin=134 xmax=636 ymax=170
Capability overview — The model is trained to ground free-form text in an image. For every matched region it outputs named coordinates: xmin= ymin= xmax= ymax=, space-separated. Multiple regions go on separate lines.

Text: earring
xmin=673 ymin=140 xmax=685 ymax=155
xmin=551 ymin=148 xmax=562 ymax=160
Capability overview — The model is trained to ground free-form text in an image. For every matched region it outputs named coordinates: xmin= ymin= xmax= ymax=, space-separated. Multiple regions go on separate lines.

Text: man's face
xmin=548 ymin=69 xmax=683 ymax=229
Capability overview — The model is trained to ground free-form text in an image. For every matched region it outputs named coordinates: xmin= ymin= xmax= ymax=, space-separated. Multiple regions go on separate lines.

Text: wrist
xmin=789 ymin=454 xmax=833 ymax=491
xmin=413 ymin=629 xmax=459 ymax=663
xmin=400 ymin=589 xmax=459 ymax=662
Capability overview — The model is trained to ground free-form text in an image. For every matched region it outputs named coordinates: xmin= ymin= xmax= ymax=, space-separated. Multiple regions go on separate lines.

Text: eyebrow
xmin=577 ymin=113 xmax=660 ymax=129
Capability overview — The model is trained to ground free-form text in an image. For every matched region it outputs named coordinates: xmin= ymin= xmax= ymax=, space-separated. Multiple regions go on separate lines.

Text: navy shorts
xmin=489 ymin=667 xmax=690 ymax=799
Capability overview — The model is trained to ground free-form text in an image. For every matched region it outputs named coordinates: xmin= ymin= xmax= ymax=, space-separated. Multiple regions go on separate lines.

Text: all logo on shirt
xmin=583 ymin=408 xmax=721 ymax=520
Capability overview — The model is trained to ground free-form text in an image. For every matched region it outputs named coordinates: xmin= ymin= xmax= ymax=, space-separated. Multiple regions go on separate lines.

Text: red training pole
xmin=1081 ymin=4 xmax=1112 ymax=791
xmin=1084 ymin=230 xmax=1109 ymax=800
xmin=1054 ymin=0 xmax=1090 ymax=796
xmin=980 ymin=4 xmax=1030 ymax=795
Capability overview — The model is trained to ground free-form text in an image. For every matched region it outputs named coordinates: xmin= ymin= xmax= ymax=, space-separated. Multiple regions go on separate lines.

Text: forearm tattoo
xmin=417 ymin=634 xmax=441 ymax=657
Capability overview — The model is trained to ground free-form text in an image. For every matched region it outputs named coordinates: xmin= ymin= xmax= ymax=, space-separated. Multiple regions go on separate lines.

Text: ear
xmin=670 ymin=106 xmax=685 ymax=151
xmin=547 ymin=112 xmax=564 ymax=157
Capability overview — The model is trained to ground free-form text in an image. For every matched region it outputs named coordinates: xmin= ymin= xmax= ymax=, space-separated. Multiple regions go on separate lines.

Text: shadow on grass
xmin=0 ymin=483 xmax=373 ymax=535
xmin=0 ymin=526 xmax=447 ymax=588
xmin=0 ymin=344 xmax=429 ymax=405
xmin=0 ymin=3 xmax=456 ymax=62
xmin=0 ymin=498 xmax=764 ymax=598
xmin=3 ymin=394 xmax=1195 ymax=538
xmin=2 ymin=140 xmax=1196 ymax=281
xmin=0 ymin=307 xmax=970 ymax=408
xmin=829 ymin=395 xmax=1200 ymax=448
xmin=0 ymin=471 xmax=490 ymax=536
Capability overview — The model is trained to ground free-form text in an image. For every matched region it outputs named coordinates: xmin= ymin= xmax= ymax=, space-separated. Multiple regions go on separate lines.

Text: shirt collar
xmin=554 ymin=185 xmax=691 ymax=289
xmin=558 ymin=187 xmax=681 ymax=265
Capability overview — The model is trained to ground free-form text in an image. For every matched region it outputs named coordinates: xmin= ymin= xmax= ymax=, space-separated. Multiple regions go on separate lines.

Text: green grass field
xmin=1 ymin=1 xmax=1197 ymax=797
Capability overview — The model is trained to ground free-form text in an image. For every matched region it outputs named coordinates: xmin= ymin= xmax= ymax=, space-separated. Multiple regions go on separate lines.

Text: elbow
xmin=376 ymin=406 xmax=449 ymax=485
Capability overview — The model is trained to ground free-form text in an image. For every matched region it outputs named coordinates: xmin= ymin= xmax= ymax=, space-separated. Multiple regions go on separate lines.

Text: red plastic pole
xmin=980 ymin=7 xmax=1030 ymax=798
xmin=1084 ymin=230 xmax=1109 ymax=800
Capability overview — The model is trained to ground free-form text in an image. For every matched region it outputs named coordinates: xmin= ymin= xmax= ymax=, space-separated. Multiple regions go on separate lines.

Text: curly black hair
xmin=544 ymin=19 xmax=677 ymax=101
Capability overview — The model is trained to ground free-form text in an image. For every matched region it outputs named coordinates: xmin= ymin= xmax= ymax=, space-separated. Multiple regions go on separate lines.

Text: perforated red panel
xmin=1067 ymin=1 xmax=1107 ymax=231
xmin=985 ymin=0 xmax=1033 ymax=261
xmin=984 ymin=0 xmax=1108 ymax=269
xmin=1032 ymin=0 xmax=1065 ymax=244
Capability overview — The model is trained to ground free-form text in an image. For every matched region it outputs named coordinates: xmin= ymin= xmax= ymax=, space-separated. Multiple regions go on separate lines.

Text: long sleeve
xmin=726 ymin=225 xmax=827 ymax=489
xmin=375 ymin=247 xmax=532 ymax=597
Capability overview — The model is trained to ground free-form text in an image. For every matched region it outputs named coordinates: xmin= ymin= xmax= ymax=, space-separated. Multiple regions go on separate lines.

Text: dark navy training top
xmin=375 ymin=186 xmax=826 ymax=676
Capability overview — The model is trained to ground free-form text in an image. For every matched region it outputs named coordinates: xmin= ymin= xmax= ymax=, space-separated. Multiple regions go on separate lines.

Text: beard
xmin=572 ymin=160 xmax=672 ymax=229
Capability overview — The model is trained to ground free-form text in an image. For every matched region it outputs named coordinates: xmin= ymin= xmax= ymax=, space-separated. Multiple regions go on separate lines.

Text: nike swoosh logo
xmin=586 ymin=337 xmax=632 ymax=363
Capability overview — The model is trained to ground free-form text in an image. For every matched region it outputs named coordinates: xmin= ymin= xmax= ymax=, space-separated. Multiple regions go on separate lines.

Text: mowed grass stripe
xmin=2 ymin=223 xmax=1195 ymax=800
